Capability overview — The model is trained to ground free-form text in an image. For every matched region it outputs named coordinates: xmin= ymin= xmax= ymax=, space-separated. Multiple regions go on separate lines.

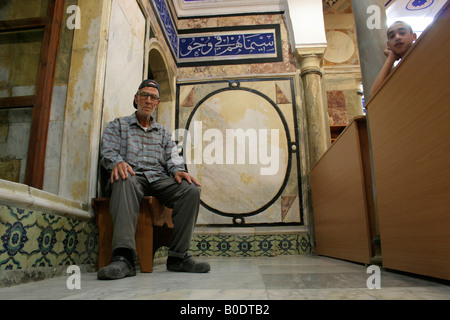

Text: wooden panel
xmin=311 ymin=117 xmax=373 ymax=264
xmin=92 ymin=198 xmax=114 ymax=271
xmin=330 ymin=125 xmax=346 ymax=143
xmin=366 ymin=4 xmax=450 ymax=280
xmin=0 ymin=96 xmax=36 ymax=109
xmin=25 ymin=0 xmax=64 ymax=189
xmin=0 ymin=17 xmax=46 ymax=32
xmin=92 ymin=196 xmax=173 ymax=272
xmin=136 ymin=199 xmax=154 ymax=273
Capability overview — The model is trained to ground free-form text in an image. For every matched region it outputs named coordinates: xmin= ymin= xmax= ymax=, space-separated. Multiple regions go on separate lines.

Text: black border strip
xmin=176 ymin=11 xmax=285 ymax=20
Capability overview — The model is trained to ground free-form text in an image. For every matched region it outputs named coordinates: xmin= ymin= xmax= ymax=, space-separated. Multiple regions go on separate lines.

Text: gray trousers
xmin=108 ymin=174 xmax=200 ymax=258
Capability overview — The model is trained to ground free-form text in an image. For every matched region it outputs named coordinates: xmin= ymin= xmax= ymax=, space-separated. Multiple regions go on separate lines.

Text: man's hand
xmin=111 ymin=161 xmax=135 ymax=183
xmin=174 ymin=171 xmax=201 ymax=186
xmin=370 ymin=47 xmax=401 ymax=98
xmin=384 ymin=47 xmax=400 ymax=62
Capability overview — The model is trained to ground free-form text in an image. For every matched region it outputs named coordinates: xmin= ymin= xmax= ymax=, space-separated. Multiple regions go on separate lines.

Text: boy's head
xmin=386 ymin=21 xmax=417 ymax=58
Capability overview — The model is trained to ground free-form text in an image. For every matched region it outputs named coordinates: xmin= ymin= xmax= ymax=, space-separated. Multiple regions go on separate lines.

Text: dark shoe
xmin=167 ymin=254 xmax=210 ymax=273
xmin=97 ymin=256 xmax=136 ymax=280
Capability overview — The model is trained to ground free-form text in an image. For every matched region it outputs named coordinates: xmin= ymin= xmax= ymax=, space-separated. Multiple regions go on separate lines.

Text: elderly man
xmin=98 ymin=79 xmax=209 ymax=280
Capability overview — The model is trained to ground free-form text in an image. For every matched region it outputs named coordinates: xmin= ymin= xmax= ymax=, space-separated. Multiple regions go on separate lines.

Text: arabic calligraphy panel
xmin=179 ymin=30 xmax=277 ymax=61
xmin=152 ymin=0 xmax=282 ymax=65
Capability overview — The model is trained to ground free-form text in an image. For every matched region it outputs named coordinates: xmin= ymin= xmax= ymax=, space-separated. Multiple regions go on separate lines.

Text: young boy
xmin=370 ymin=21 xmax=417 ymax=97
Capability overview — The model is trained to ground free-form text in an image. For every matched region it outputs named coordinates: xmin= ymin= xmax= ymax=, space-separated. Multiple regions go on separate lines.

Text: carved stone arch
xmin=147 ymin=40 xmax=176 ymax=130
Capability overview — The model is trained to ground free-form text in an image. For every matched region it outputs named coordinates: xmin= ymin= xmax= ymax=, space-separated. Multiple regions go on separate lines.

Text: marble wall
xmin=322 ymin=0 xmax=364 ymax=125
xmin=147 ymin=3 xmax=310 ymax=229
xmin=177 ymin=78 xmax=303 ymax=227
xmin=176 ymin=13 xmax=297 ymax=79
xmin=43 ymin=0 xmax=78 ymax=194
xmin=144 ymin=2 xmax=316 ymax=258
xmin=101 ymin=0 xmax=146 ymax=127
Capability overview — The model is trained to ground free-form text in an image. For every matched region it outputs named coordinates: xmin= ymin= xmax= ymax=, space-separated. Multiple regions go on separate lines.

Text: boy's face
xmin=387 ymin=22 xmax=417 ymax=57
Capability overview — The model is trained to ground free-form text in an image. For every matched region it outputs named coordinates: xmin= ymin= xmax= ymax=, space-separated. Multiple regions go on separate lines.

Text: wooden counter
xmin=311 ymin=116 xmax=376 ymax=264
xmin=366 ymin=3 xmax=450 ymax=280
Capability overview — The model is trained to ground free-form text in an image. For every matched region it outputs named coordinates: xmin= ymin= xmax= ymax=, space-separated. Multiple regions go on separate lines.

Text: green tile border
xmin=2 ymin=204 xmax=311 ymax=268
xmin=0 ymin=204 xmax=98 ymax=272
xmin=188 ymin=233 xmax=311 ymax=257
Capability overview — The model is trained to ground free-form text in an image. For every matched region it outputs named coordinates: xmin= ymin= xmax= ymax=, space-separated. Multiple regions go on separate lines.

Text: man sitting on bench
xmin=97 ymin=79 xmax=210 ymax=280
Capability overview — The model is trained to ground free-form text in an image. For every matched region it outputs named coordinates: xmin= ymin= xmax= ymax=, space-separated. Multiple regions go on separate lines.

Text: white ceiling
xmin=172 ymin=0 xmax=286 ymax=18
xmin=171 ymin=0 xmax=447 ymax=35
xmin=385 ymin=0 xmax=448 ymax=34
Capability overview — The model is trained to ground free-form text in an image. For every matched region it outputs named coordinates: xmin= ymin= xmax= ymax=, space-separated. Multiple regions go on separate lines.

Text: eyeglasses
xmin=136 ymin=92 xmax=160 ymax=102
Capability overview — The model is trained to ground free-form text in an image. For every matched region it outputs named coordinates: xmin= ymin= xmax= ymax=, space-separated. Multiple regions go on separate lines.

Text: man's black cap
xmin=133 ymin=79 xmax=161 ymax=109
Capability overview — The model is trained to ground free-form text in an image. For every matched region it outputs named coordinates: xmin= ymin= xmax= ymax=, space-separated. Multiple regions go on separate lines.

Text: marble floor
xmin=0 ymin=255 xmax=449 ymax=301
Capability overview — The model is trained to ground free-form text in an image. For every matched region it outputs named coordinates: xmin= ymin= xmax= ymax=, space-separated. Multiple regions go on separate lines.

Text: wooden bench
xmin=92 ymin=196 xmax=173 ymax=272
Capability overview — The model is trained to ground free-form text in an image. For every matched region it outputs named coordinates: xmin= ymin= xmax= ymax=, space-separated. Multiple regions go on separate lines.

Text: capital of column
xmin=295 ymin=49 xmax=325 ymax=78
xmin=294 ymin=46 xmax=326 ymax=77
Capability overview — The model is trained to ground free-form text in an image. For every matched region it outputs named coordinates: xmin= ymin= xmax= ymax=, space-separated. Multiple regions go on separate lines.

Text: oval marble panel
xmin=185 ymin=89 xmax=289 ymax=216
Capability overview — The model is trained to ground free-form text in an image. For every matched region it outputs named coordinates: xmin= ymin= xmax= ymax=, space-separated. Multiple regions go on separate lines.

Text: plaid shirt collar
xmin=129 ymin=112 xmax=159 ymax=131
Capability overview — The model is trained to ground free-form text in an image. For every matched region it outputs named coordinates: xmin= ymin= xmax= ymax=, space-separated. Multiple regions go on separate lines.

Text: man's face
xmin=387 ymin=22 xmax=417 ymax=57
xmin=134 ymin=86 xmax=160 ymax=118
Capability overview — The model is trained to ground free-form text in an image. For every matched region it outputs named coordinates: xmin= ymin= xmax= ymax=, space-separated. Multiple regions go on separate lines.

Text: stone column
xmin=286 ymin=0 xmax=328 ymax=251
xmin=352 ymin=0 xmax=388 ymax=101
xmin=352 ymin=0 xmax=387 ymax=263
xmin=347 ymin=78 xmax=365 ymax=118
xmin=297 ymin=51 xmax=331 ymax=167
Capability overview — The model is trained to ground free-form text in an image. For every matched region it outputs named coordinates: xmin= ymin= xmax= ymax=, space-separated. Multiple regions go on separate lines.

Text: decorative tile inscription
xmin=179 ymin=31 xmax=277 ymax=62
xmin=154 ymin=0 xmax=178 ymax=55
xmin=153 ymin=0 xmax=280 ymax=65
